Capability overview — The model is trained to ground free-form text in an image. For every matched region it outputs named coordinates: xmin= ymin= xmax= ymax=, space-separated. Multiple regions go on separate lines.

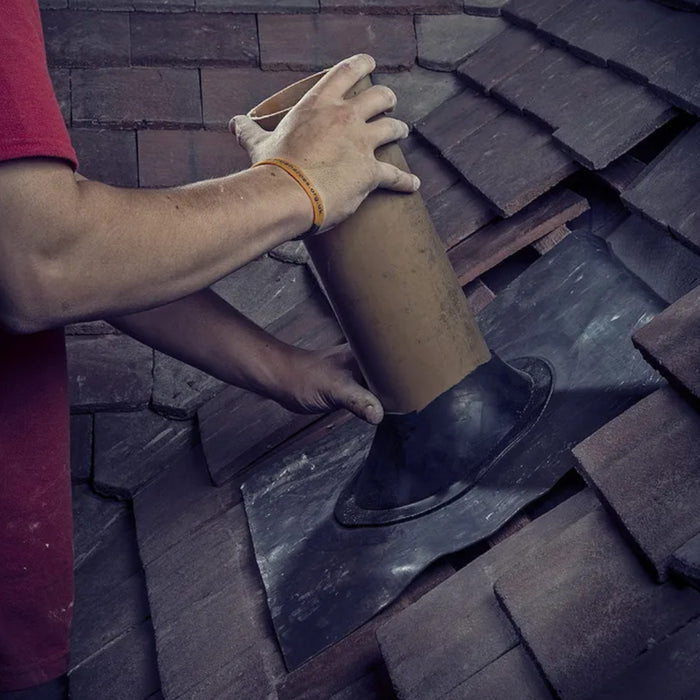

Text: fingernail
xmin=413 ymin=176 xmax=421 ymax=191
xmin=366 ymin=404 xmax=382 ymax=424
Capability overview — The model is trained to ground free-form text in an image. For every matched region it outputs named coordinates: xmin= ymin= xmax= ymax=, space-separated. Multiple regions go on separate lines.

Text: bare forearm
xmin=0 ymin=160 xmax=310 ymax=332
xmin=110 ymin=288 xmax=298 ymax=400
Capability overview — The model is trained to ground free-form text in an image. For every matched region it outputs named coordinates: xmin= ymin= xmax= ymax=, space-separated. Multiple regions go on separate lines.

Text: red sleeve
xmin=0 ymin=0 xmax=77 ymax=169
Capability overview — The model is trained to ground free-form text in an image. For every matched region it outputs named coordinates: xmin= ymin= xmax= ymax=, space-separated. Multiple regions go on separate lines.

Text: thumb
xmin=334 ymin=382 xmax=384 ymax=425
xmin=229 ymin=115 xmax=265 ymax=153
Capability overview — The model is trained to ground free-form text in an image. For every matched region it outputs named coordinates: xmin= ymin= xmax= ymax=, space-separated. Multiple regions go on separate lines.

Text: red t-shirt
xmin=0 ymin=0 xmax=78 ymax=690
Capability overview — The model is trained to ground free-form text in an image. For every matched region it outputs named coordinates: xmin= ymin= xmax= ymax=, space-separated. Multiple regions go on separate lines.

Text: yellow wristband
xmin=252 ymin=158 xmax=325 ymax=235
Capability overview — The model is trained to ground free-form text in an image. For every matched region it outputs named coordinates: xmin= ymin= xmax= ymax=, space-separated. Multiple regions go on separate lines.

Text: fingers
xmin=229 ymin=115 xmax=265 ymax=153
xmin=351 ymin=85 xmax=397 ymax=121
xmin=376 ymin=161 xmax=421 ymax=193
xmin=368 ymin=116 xmax=410 ymax=148
xmin=313 ymin=54 xmax=376 ymax=100
xmin=336 ymin=384 xmax=385 ymax=425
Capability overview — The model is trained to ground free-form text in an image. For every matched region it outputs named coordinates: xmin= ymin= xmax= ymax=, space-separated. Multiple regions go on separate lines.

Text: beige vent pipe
xmin=248 ymin=71 xmax=491 ymax=414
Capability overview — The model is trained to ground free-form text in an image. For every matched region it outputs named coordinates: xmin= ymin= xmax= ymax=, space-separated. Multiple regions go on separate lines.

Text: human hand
xmin=271 ymin=343 xmax=384 ymax=425
xmin=230 ymin=54 xmax=420 ymax=232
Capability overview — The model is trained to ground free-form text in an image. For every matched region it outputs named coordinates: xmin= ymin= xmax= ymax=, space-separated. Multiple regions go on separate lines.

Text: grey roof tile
xmin=416 ymin=13 xmax=506 ymax=71
xmin=501 ymin=0 xmax=574 ymax=29
xmin=494 ymin=508 xmax=700 ymax=700
xmin=671 ymin=532 xmax=700 ymax=590
xmin=70 ymin=414 xmax=93 ymax=483
xmin=633 ymin=285 xmax=700 ymax=402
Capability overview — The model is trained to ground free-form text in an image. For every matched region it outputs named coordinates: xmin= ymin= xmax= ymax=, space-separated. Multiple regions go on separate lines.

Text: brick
xmin=633 ymin=286 xmax=700 ymax=402
xmin=42 ymin=10 xmax=130 ymax=68
xmin=151 ymin=256 xmax=316 ymax=419
xmin=463 ymin=0 xmax=509 ymax=16
xmin=415 ymin=88 xmax=504 ymax=155
xmin=70 ymin=129 xmax=138 ymax=187
xmin=416 ymin=14 xmax=506 ymax=71
xmin=610 ymin=10 xmax=700 ymax=115
xmin=501 ymin=0 xmax=574 ymax=29
xmin=457 ymin=25 xmax=548 ymax=94
xmin=137 ymin=130 xmax=249 ymax=188
xmin=72 ymin=68 xmax=202 ymax=128
xmin=374 ymin=67 xmax=463 ymax=128
xmin=494 ymin=508 xmax=700 ymax=700
xmin=133 ymin=446 xmax=237 ymax=565
xmin=589 ymin=617 xmax=700 ymax=700
xmin=448 ymin=188 xmax=587 ymax=284
xmin=258 ymin=14 xmax=416 ymax=71
xmin=402 ymin=136 xmax=460 ymax=203
xmin=574 ymin=387 xmax=700 ymax=580
xmin=130 ymin=12 xmax=258 ymax=67
xmin=443 ymin=110 xmax=577 ymax=217
xmin=622 ymin=124 xmax=700 ymax=254
xmin=70 ymin=414 xmax=93 ymax=483
xmin=49 ymin=68 xmax=70 ymax=124
xmin=428 ymin=180 xmax=495 ymax=250
xmin=67 ymin=334 xmax=153 ymax=412
xmin=198 ymin=0 xmax=318 ymax=11
xmin=321 ymin=0 xmax=460 ymax=13
xmin=671 ymin=533 xmax=700 ymax=591
xmin=93 ymin=410 xmax=195 ymax=499
xmin=201 ymin=68 xmax=308 ymax=129
xmin=608 ymin=216 xmax=700 ymax=304
xmin=198 ymin=294 xmax=344 ymax=485
xmin=377 ymin=491 xmax=597 ymax=700
xmin=69 ymin=621 xmax=160 ymax=700
xmin=72 ymin=0 xmax=192 ymax=8
xmin=442 ymin=646 xmax=552 ymax=700
xmin=538 ymin=0 xmax=669 ymax=68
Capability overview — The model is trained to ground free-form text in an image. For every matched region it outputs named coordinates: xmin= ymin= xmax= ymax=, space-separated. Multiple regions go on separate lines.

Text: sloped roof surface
xmin=45 ymin=0 xmax=700 ymax=697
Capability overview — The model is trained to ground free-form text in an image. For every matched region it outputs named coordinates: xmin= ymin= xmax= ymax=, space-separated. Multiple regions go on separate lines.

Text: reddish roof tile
xmin=198 ymin=0 xmax=318 ymax=10
xmin=573 ymin=387 xmax=700 ymax=581
xmin=494 ymin=508 xmax=700 ymax=700
xmin=321 ymin=0 xmax=460 ymax=12
xmin=71 ymin=128 xmax=138 ymax=186
xmin=49 ymin=68 xmax=71 ymax=124
xmin=632 ymin=285 xmax=700 ymax=402
xmin=402 ymin=136 xmax=460 ymax=202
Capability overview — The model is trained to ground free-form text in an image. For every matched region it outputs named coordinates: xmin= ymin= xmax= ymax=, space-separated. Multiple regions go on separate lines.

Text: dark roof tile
xmin=402 ymin=136 xmax=460 ymax=203
xmin=66 ymin=334 xmax=153 ymax=412
xmin=198 ymin=0 xmax=318 ymax=11
xmin=501 ymin=0 xmax=574 ymax=29
xmin=448 ymin=187 xmax=588 ymax=284
xmin=427 ymin=180 xmax=495 ymax=250
xmin=49 ymin=68 xmax=70 ymax=124
xmin=622 ymin=124 xmax=700 ymax=253
xmin=42 ymin=9 xmax=130 ymax=68
xmin=442 ymin=646 xmax=553 ymax=700
xmin=377 ymin=490 xmax=597 ymax=699
xmin=494 ymin=508 xmax=700 ymax=700
xmin=258 ymin=14 xmax=416 ymax=71
xmin=93 ymin=410 xmax=195 ymax=499
xmin=70 ymin=414 xmax=93 ymax=484
xmin=374 ymin=67 xmax=464 ymax=128
xmin=574 ymin=387 xmax=700 ymax=581
xmin=590 ymin=617 xmax=700 ymax=700
xmin=609 ymin=9 xmax=700 ymax=115
xmin=416 ymin=88 xmax=504 ymax=155
xmin=320 ymin=0 xmax=460 ymax=12
xmin=457 ymin=25 xmax=548 ymax=93
xmin=463 ymin=0 xmax=510 ymax=17
xmin=130 ymin=12 xmax=258 ymax=67
xmin=633 ymin=285 xmax=700 ymax=401
xmin=538 ymin=0 xmax=670 ymax=68
xmin=442 ymin=110 xmax=577 ymax=216
xmin=594 ymin=154 xmax=646 ymax=194
xmin=671 ymin=532 xmax=700 ymax=590
xmin=416 ymin=13 xmax=506 ymax=71
xmin=71 ymin=128 xmax=138 ymax=187
xmin=71 ymin=0 xmax=192 ymax=9
xmin=198 ymin=295 xmax=343 ymax=485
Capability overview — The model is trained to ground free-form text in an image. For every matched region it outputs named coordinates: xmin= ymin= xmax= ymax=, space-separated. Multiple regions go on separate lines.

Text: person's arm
xmin=109 ymin=289 xmax=384 ymax=424
xmin=0 ymin=54 xmax=417 ymax=334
